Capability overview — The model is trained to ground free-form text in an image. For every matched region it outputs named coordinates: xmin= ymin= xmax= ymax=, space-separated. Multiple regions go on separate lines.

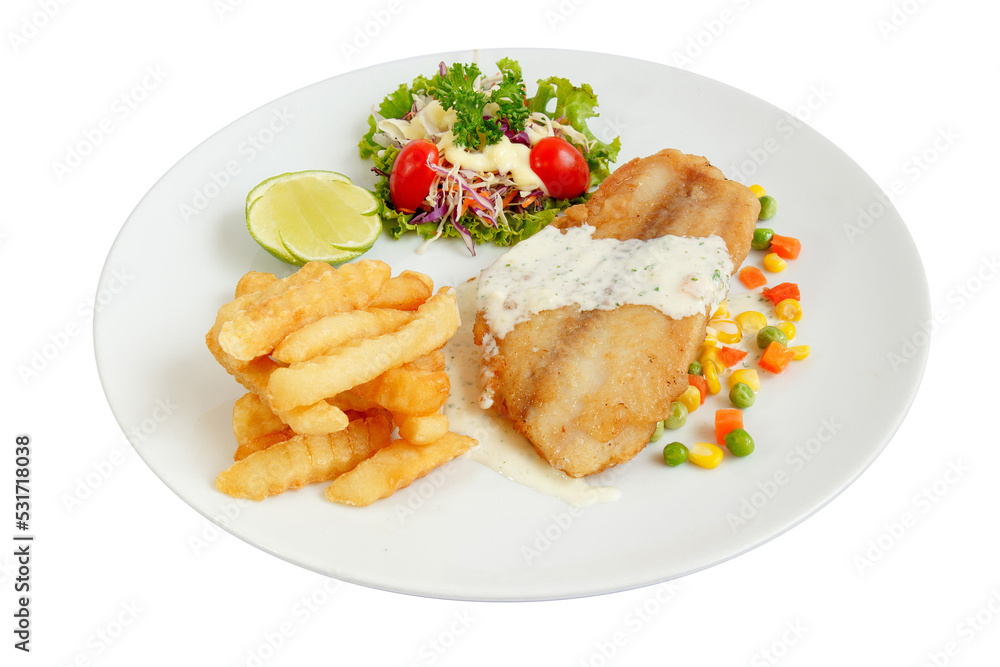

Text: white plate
xmin=94 ymin=48 xmax=929 ymax=601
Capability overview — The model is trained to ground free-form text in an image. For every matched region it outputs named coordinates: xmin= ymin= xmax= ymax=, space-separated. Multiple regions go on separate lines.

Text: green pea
xmin=648 ymin=420 xmax=665 ymax=443
xmin=663 ymin=401 xmax=688 ymax=430
xmin=756 ymin=325 xmax=788 ymax=349
xmin=663 ymin=441 xmax=689 ymax=467
xmin=757 ymin=195 xmax=778 ymax=221
xmin=752 ymin=228 xmax=774 ymax=251
xmin=729 ymin=382 xmax=756 ymax=409
xmin=724 ymin=428 xmax=755 ymax=457
xmin=687 ymin=361 xmax=703 ymax=376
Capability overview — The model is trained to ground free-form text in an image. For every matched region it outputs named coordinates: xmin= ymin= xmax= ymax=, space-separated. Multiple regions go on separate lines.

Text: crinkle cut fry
xmin=207 ymin=262 xmax=330 ymax=371
xmin=369 ymin=270 xmax=433 ymax=310
xmin=215 ymin=411 xmax=392 ymax=501
xmin=232 ymin=392 xmax=293 ymax=461
xmin=218 ymin=259 xmax=392 ymax=361
xmin=324 ymin=432 xmax=476 ymax=506
xmin=272 ymin=308 xmax=415 ymax=364
xmin=352 ymin=367 xmax=449 ymax=415
xmin=266 ymin=288 xmax=458 ymax=412
xmin=234 ymin=271 xmax=278 ymax=298
xmin=206 ymin=332 xmax=350 ymax=434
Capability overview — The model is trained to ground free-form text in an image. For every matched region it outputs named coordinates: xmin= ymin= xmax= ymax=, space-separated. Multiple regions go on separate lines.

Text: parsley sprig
xmin=426 ymin=58 xmax=528 ymax=149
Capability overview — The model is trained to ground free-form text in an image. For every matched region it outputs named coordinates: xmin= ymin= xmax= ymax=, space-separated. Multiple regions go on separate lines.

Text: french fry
xmin=219 ymin=259 xmax=392 ymax=361
xmin=401 ymin=348 xmax=446 ymax=372
xmin=232 ymin=393 xmax=293 ymax=460
xmin=234 ymin=271 xmax=278 ymax=298
xmin=394 ymin=412 xmax=449 ymax=445
xmin=206 ymin=334 xmax=279 ymax=395
xmin=267 ymin=288 xmax=459 ymax=411
xmin=272 ymin=308 xmax=415 ymax=364
xmin=209 ymin=262 xmax=471 ymax=505
xmin=353 ymin=368 xmax=449 ymax=415
xmin=280 ymin=400 xmax=350 ymax=435
xmin=210 ymin=263 xmax=330 ymax=351
xmin=324 ymin=432 xmax=476 ymax=506
xmin=216 ymin=412 xmax=392 ymax=501
xmin=328 ymin=390 xmax=380 ymax=414
xmin=207 ymin=264 xmax=331 ymax=372
xmin=369 ymin=270 xmax=433 ymax=310
xmin=207 ymin=339 xmax=346 ymax=433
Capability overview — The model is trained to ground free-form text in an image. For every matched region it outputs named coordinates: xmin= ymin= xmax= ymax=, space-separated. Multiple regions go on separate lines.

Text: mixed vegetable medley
xmin=649 ymin=186 xmax=809 ymax=470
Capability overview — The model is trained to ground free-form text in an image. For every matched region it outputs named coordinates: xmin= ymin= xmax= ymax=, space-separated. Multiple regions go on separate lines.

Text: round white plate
xmin=94 ymin=48 xmax=929 ymax=601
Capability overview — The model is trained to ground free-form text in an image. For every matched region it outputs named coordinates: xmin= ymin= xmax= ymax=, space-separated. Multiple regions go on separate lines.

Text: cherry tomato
xmin=529 ymin=136 xmax=589 ymax=199
xmin=389 ymin=139 xmax=439 ymax=211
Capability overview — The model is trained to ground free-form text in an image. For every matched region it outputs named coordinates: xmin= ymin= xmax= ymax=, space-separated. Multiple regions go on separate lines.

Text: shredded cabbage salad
xmin=358 ymin=58 xmax=621 ymax=254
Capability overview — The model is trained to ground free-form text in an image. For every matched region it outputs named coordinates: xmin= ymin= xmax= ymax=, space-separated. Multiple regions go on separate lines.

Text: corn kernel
xmin=749 ymin=184 xmax=766 ymax=198
xmin=678 ymin=385 xmax=701 ymax=413
xmin=790 ymin=344 xmax=811 ymax=360
xmin=699 ymin=347 xmax=724 ymax=374
xmin=712 ymin=300 xmax=730 ymax=319
xmin=763 ymin=253 xmax=786 ymax=272
xmin=775 ymin=298 xmax=802 ymax=322
xmin=734 ymin=310 xmax=767 ymax=334
xmin=703 ymin=360 xmax=722 ymax=394
xmin=710 ymin=319 xmax=742 ymax=344
xmin=777 ymin=321 xmax=796 ymax=340
xmin=688 ymin=442 xmax=724 ymax=469
xmin=728 ymin=368 xmax=761 ymax=391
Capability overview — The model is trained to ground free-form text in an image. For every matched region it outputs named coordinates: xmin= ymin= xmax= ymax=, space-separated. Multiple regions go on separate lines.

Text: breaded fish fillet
xmin=474 ymin=149 xmax=759 ymax=478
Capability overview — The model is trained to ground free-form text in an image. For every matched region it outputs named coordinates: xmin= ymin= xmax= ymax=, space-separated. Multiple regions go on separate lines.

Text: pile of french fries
xmin=205 ymin=260 xmax=476 ymax=506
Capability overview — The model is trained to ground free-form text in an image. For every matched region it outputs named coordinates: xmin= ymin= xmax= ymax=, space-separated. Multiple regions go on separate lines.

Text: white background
xmin=3 ymin=0 xmax=997 ymax=664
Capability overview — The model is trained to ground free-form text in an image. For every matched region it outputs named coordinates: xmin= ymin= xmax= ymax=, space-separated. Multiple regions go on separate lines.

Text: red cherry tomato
xmin=389 ymin=139 xmax=439 ymax=211
xmin=529 ymin=136 xmax=589 ymax=199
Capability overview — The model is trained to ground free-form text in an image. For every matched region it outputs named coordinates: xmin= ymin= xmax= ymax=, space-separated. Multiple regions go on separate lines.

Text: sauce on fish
xmin=444 ymin=279 xmax=620 ymax=506
xmin=476 ymin=223 xmax=734 ymax=408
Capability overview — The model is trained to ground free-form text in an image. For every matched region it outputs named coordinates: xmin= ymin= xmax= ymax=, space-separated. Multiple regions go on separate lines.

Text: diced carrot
xmin=762 ymin=282 xmax=800 ymax=305
xmin=759 ymin=341 xmax=795 ymax=374
xmin=688 ymin=374 xmax=708 ymax=404
xmin=715 ymin=409 xmax=744 ymax=446
xmin=717 ymin=346 xmax=748 ymax=368
xmin=739 ymin=266 xmax=767 ymax=289
xmin=770 ymin=235 xmax=801 ymax=260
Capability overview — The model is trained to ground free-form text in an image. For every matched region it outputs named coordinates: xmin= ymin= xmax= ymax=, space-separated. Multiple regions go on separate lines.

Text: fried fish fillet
xmin=474 ymin=149 xmax=759 ymax=477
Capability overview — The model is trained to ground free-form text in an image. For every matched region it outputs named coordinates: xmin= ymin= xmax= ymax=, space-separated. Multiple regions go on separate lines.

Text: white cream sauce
xmin=444 ymin=279 xmax=620 ymax=506
xmin=476 ymin=224 xmax=734 ymax=408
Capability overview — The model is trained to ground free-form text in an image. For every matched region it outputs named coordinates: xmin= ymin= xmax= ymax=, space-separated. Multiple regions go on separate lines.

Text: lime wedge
xmin=245 ymin=170 xmax=381 ymax=266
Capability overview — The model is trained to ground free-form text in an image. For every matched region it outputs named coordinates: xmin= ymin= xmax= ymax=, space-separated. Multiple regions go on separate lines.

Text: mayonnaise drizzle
xmin=476 ymin=224 xmax=734 ymax=408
